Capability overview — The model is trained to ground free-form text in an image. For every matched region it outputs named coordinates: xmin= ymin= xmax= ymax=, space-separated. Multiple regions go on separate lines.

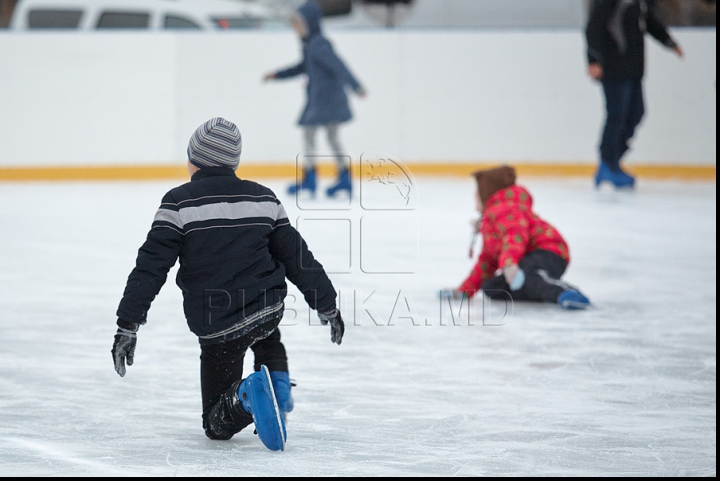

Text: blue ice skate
xmin=238 ymin=365 xmax=287 ymax=451
xmin=616 ymin=168 xmax=636 ymax=188
xmin=326 ymin=167 xmax=351 ymax=198
xmin=595 ymin=163 xmax=635 ymax=189
xmin=558 ymin=290 xmax=591 ymax=310
xmin=288 ymin=167 xmax=317 ymax=197
xmin=270 ymin=371 xmax=294 ymax=416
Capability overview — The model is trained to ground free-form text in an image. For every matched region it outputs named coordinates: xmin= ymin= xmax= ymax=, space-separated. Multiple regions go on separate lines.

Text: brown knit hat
xmin=472 ymin=165 xmax=517 ymax=204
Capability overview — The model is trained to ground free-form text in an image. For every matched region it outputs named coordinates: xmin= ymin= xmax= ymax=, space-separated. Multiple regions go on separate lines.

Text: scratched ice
xmin=0 ymin=175 xmax=715 ymax=476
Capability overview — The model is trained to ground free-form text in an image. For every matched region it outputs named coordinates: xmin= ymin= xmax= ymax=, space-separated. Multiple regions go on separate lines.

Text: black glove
xmin=112 ymin=320 xmax=139 ymax=377
xmin=318 ymin=308 xmax=344 ymax=345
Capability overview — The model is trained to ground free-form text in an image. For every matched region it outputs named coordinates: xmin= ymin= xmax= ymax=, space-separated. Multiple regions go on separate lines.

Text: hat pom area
xmin=187 ymin=118 xmax=242 ymax=170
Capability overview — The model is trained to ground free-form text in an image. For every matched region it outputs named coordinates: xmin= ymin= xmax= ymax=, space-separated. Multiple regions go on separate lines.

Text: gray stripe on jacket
xmin=153 ymin=201 xmax=288 ymax=230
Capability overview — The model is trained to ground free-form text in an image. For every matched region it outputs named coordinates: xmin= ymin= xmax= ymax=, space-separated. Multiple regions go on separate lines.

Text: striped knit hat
xmin=187 ymin=117 xmax=242 ymax=170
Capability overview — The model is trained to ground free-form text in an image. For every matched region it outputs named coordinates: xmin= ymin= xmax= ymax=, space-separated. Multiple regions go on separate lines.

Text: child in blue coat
xmin=264 ymin=0 xmax=366 ymax=198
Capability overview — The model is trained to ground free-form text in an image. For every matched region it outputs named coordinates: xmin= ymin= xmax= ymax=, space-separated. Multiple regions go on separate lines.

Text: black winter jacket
xmin=586 ymin=0 xmax=677 ymax=80
xmin=117 ymin=167 xmax=337 ymax=345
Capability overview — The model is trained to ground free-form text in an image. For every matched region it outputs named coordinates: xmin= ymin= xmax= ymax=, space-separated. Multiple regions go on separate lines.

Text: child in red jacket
xmin=444 ymin=165 xmax=590 ymax=309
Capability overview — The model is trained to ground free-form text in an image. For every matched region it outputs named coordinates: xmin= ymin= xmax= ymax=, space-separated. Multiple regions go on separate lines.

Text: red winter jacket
xmin=459 ymin=185 xmax=570 ymax=296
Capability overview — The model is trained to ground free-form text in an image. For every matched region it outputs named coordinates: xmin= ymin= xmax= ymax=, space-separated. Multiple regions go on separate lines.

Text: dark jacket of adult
xmin=273 ymin=1 xmax=362 ymax=126
xmin=117 ymin=167 xmax=337 ymax=345
xmin=586 ymin=0 xmax=678 ymax=79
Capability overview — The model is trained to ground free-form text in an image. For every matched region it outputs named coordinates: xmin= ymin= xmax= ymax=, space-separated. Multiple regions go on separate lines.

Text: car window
xmin=164 ymin=15 xmax=201 ymax=29
xmin=212 ymin=17 xmax=277 ymax=29
xmin=28 ymin=9 xmax=83 ymax=29
xmin=96 ymin=11 xmax=150 ymax=29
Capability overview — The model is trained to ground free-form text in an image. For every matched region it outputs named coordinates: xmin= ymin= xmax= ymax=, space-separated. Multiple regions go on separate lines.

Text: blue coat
xmin=274 ymin=1 xmax=362 ymax=126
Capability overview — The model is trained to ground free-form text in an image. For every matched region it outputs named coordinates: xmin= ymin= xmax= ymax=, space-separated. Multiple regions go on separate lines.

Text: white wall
xmin=323 ymin=0 xmax=588 ymax=29
xmin=0 ymin=29 xmax=715 ymax=167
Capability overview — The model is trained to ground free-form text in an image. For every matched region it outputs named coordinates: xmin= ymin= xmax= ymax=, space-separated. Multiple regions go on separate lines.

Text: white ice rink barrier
xmin=0 ymin=29 xmax=715 ymax=178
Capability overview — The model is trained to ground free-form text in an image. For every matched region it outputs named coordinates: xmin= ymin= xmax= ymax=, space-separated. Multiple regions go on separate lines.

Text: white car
xmin=8 ymin=0 xmax=288 ymax=31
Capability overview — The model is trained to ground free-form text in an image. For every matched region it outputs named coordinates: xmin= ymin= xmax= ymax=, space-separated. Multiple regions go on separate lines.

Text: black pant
xmin=200 ymin=318 xmax=288 ymax=440
xmin=483 ymin=249 xmax=570 ymax=303
xmin=599 ymin=78 xmax=645 ymax=172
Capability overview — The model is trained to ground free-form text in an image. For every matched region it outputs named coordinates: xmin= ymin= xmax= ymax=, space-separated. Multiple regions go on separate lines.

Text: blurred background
xmin=2 ymin=0 xmax=717 ymax=29
xmin=0 ymin=0 xmax=715 ymax=180
xmin=0 ymin=4 xmax=716 ymax=477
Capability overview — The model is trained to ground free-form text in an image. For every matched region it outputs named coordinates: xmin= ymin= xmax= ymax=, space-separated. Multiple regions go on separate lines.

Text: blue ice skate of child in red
xmin=238 ymin=365 xmax=287 ymax=451
xmin=557 ymin=289 xmax=591 ymax=310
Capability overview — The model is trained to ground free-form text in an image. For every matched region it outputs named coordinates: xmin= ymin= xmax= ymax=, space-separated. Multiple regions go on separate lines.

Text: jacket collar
xmin=191 ymin=166 xmax=237 ymax=181
xmin=484 ymin=185 xmax=533 ymax=211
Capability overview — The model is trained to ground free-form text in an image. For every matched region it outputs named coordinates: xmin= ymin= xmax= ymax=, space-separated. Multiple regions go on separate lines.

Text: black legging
xmin=200 ymin=318 xmax=288 ymax=440
xmin=482 ymin=249 xmax=570 ymax=303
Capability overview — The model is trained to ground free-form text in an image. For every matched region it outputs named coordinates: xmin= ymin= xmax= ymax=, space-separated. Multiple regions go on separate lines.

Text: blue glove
xmin=503 ymin=265 xmax=526 ymax=291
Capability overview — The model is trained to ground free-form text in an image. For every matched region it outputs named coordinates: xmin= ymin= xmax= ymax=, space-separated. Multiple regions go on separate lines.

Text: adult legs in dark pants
xmin=597 ymin=78 xmax=645 ymax=186
xmin=200 ymin=319 xmax=288 ymax=440
xmin=483 ymin=249 xmax=572 ymax=303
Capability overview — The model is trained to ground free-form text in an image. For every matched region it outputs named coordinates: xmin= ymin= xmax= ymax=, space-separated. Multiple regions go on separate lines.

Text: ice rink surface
xmin=0 ymin=175 xmax=715 ymax=476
